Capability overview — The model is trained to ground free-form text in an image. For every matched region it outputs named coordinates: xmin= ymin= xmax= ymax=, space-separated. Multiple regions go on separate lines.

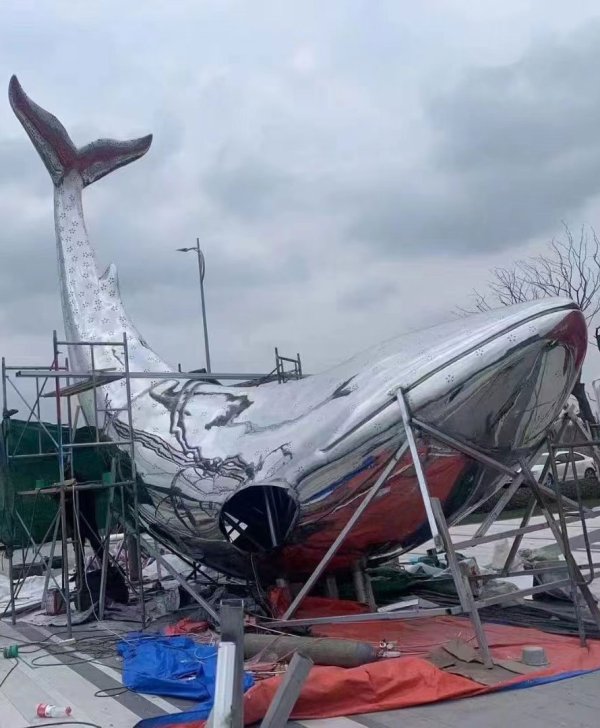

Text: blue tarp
xmin=118 ymin=633 xmax=254 ymax=726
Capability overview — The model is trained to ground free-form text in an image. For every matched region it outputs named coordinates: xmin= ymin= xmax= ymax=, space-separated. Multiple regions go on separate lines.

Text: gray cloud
xmin=2 ymin=1 xmax=600 ymax=386
xmin=349 ymin=22 xmax=600 ymax=255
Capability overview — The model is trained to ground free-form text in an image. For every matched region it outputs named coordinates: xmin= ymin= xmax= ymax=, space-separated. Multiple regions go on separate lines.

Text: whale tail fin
xmin=8 ymin=75 xmax=152 ymax=187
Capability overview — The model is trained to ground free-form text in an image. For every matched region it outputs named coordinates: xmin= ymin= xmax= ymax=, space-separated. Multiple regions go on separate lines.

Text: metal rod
xmin=413 ymin=416 xmax=516 ymax=477
xmin=64 ymin=440 xmax=138 ymax=449
xmin=454 ymin=507 xmax=599 ymax=550
xmin=259 ymin=652 xmax=313 ymax=728
xmin=55 ymin=339 xmax=128 ymax=347
xmin=431 ymin=497 xmax=493 ymax=668
xmin=54 ymin=330 xmax=72 ymax=639
xmin=16 ymin=370 xmax=270 ymax=381
xmin=122 ymin=332 xmax=145 ymax=627
xmin=473 ymin=473 xmax=524 ymax=539
xmin=548 ymin=440 xmax=600 ymax=449
xmin=7 ymin=549 xmax=15 ymax=625
xmin=546 ymin=452 xmax=588 ymax=646
xmin=281 ymin=440 xmax=410 ymax=621
xmin=144 ymin=541 xmax=219 ymax=623
xmin=397 ymin=392 xmax=441 ymax=547
xmin=2 ymin=356 xmax=9 ymax=463
xmin=196 ymin=239 xmax=212 ymax=373
xmin=41 ymin=513 xmax=61 ymax=610
xmin=271 ymin=605 xmax=462 ymax=628
xmin=473 ymin=578 xmax=572 ymax=608
xmin=219 ymin=599 xmax=245 ymax=728
xmin=501 ymin=495 xmax=537 ymax=576
xmin=98 ymin=484 xmax=114 ymax=621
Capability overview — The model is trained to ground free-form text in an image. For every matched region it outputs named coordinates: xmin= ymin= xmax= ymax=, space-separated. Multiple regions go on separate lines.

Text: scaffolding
xmin=273 ymin=393 xmax=600 ymax=665
xmin=274 ymin=348 xmax=303 ymax=383
xmin=0 ymin=331 xmax=147 ymax=636
xmin=1 ymin=332 xmax=303 ymax=636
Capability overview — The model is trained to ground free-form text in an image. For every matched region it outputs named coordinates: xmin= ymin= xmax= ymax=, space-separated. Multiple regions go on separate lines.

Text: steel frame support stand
xmin=276 ymin=388 xmax=600 ymax=662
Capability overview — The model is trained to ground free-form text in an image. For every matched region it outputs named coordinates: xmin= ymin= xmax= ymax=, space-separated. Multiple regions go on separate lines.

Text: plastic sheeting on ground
xmin=137 ymin=598 xmax=600 ymax=728
xmin=119 ymin=633 xmax=253 ymax=725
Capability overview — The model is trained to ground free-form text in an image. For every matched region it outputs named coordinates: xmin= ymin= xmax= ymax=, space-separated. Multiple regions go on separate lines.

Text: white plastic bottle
xmin=36 ymin=704 xmax=73 ymax=718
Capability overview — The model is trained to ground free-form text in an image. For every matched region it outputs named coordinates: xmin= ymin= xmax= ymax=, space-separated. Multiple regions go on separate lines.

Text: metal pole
xmin=1 ymin=356 xmax=8 ymax=462
xmin=54 ymin=330 xmax=72 ymax=638
xmin=196 ymin=239 xmax=211 ymax=373
xmin=396 ymin=391 xmax=441 ymax=548
xmin=144 ymin=542 xmax=219 ymax=623
xmin=431 ymin=498 xmax=493 ymax=668
xmin=7 ymin=548 xmax=16 ymax=625
xmin=122 ymin=333 xmax=146 ymax=627
xmin=282 ymin=440 xmax=409 ymax=621
xmin=259 ymin=652 xmax=313 ymax=728
xmin=41 ymin=513 xmax=61 ymax=609
xmin=219 ymin=599 xmax=245 ymax=728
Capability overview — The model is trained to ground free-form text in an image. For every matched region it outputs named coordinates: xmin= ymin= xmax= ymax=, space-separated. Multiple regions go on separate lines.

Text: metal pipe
xmin=144 ymin=541 xmax=219 ymax=622
xmin=122 ymin=333 xmax=145 ymax=626
xmin=7 ymin=549 xmax=15 ymax=625
xmin=54 ymin=330 xmax=72 ymax=638
xmin=454 ymin=507 xmax=599 ymax=550
xmin=396 ymin=391 xmax=441 ymax=547
xmin=17 ymin=370 xmax=270 ymax=381
xmin=219 ymin=599 xmax=245 ymax=728
xmin=271 ymin=605 xmax=462 ymax=629
xmin=259 ymin=653 xmax=313 ymax=728
xmin=41 ymin=514 xmax=61 ymax=611
xmin=413 ymin=417 xmax=516 ymax=478
xmin=196 ymin=240 xmax=212 ymax=373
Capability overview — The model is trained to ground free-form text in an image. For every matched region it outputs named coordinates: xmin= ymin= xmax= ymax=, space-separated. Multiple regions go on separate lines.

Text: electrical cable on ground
xmin=0 ymin=658 xmax=18 ymax=688
xmin=22 ymin=723 xmax=102 ymax=728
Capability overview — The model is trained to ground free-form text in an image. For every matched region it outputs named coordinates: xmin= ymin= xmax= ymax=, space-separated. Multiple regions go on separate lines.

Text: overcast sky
xmin=3 ymin=1 xmax=600 ymax=414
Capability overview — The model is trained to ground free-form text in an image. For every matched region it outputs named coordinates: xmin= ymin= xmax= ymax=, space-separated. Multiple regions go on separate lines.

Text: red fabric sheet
xmin=157 ymin=602 xmax=600 ymax=727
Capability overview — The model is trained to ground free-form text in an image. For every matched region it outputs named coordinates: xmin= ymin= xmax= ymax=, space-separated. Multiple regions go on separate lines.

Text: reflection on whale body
xmin=9 ymin=75 xmax=587 ymax=579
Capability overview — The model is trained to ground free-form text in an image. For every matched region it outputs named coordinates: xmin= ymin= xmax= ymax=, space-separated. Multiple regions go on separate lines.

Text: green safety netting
xmin=0 ymin=419 xmax=115 ymax=549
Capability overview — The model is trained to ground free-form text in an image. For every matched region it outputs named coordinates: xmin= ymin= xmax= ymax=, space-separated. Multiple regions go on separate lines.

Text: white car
xmin=529 ymin=450 xmax=598 ymax=484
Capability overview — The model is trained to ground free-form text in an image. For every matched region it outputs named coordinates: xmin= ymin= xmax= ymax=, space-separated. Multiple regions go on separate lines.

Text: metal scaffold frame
xmin=0 ymin=331 xmax=147 ymax=637
xmin=1 ymin=332 xmax=299 ymax=635
xmin=275 ymin=391 xmax=600 ymax=666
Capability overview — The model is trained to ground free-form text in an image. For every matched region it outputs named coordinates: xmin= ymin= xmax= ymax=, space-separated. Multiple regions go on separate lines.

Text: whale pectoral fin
xmin=9 ymin=75 xmax=152 ymax=188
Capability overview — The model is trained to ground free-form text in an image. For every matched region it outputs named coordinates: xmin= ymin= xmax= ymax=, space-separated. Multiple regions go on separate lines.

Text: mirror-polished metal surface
xmin=9 ymin=75 xmax=587 ymax=579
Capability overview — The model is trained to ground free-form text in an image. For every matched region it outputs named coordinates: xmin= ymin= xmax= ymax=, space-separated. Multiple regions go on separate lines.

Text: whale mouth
xmin=219 ymin=483 xmax=299 ymax=553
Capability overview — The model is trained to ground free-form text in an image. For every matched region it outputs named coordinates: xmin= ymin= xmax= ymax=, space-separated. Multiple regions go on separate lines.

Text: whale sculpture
xmin=8 ymin=75 xmax=588 ymax=580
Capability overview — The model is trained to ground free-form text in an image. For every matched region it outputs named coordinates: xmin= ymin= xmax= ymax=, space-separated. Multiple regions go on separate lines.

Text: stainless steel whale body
xmin=9 ymin=75 xmax=588 ymax=579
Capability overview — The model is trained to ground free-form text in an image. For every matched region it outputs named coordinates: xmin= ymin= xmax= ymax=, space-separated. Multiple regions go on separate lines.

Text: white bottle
xmin=36 ymin=704 xmax=73 ymax=718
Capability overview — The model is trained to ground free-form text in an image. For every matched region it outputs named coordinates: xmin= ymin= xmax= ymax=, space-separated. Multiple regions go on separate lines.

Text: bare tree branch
xmin=457 ymin=223 xmax=600 ymax=423
xmin=459 ymin=224 xmax=600 ymax=324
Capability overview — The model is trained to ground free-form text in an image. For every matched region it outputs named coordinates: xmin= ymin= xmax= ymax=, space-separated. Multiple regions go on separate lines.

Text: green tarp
xmin=0 ymin=419 xmax=113 ymax=549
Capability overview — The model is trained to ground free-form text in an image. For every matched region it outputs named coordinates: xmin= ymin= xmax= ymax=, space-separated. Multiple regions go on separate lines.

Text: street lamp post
xmin=177 ymin=238 xmax=212 ymax=373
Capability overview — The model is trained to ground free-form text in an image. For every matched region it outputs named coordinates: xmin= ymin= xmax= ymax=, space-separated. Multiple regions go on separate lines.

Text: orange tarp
xmin=153 ymin=601 xmax=600 ymax=727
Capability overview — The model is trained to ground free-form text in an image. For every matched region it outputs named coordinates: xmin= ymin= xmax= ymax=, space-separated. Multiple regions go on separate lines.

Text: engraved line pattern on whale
xmin=8 ymin=75 xmax=587 ymax=577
